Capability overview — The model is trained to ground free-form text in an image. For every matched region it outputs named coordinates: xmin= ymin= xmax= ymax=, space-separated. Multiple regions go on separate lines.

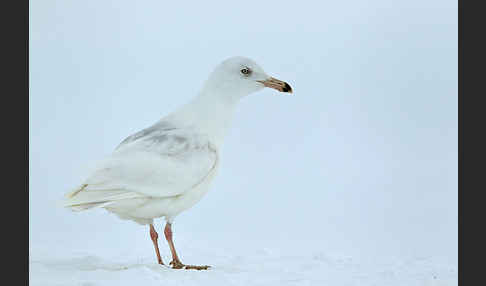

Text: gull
xmin=64 ymin=56 xmax=292 ymax=270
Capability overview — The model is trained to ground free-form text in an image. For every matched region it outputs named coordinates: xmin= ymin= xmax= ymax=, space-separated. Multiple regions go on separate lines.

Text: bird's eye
xmin=240 ymin=68 xmax=251 ymax=75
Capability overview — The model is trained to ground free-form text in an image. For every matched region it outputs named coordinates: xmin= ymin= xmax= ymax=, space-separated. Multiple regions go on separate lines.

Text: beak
xmin=257 ymin=77 xmax=293 ymax=93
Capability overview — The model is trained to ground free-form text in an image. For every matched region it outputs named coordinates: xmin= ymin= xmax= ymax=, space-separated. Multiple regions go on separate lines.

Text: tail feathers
xmin=67 ymin=201 xmax=112 ymax=211
xmin=64 ymin=184 xmax=143 ymax=212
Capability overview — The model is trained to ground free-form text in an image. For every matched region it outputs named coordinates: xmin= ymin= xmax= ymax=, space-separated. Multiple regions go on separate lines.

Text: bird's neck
xmin=168 ymin=90 xmax=241 ymax=147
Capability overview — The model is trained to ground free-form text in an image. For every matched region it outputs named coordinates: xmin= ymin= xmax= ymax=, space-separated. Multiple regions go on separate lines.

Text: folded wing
xmin=64 ymin=123 xmax=218 ymax=210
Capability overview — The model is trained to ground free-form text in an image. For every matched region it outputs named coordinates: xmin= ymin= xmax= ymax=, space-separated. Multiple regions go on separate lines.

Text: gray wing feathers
xmin=64 ymin=122 xmax=218 ymax=210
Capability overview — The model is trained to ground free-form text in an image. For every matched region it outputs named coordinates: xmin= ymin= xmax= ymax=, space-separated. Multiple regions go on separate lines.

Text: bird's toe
xmin=184 ymin=265 xmax=211 ymax=271
xmin=169 ymin=260 xmax=210 ymax=270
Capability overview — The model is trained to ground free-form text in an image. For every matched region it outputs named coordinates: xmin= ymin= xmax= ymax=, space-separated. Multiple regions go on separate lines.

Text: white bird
xmin=64 ymin=56 xmax=292 ymax=270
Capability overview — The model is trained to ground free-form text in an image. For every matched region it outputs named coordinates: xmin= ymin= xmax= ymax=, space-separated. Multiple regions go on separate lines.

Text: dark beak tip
xmin=283 ymin=82 xmax=293 ymax=93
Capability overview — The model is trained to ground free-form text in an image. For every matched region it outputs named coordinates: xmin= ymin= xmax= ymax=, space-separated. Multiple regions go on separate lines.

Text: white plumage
xmin=63 ymin=56 xmax=292 ymax=268
xmin=64 ymin=124 xmax=218 ymax=225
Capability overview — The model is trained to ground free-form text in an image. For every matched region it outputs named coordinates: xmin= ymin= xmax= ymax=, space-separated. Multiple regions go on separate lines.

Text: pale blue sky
xmin=30 ymin=0 xmax=457 ymax=264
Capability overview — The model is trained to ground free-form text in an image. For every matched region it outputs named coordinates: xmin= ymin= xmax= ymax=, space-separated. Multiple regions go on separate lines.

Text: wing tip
xmin=64 ymin=184 xmax=88 ymax=199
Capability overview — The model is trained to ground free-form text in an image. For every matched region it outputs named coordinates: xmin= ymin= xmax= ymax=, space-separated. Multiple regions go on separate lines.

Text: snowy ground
xmin=30 ymin=235 xmax=457 ymax=286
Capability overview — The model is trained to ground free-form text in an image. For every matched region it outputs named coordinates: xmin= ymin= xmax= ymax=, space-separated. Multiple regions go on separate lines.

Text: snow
xmin=30 ymin=235 xmax=457 ymax=286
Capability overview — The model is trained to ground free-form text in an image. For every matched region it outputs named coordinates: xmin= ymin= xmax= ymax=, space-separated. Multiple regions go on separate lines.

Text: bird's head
xmin=202 ymin=56 xmax=292 ymax=100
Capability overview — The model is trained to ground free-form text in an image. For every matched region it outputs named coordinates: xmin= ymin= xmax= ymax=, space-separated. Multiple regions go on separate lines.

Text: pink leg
xmin=164 ymin=222 xmax=210 ymax=270
xmin=149 ymin=224 xmax=164 ymax=265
